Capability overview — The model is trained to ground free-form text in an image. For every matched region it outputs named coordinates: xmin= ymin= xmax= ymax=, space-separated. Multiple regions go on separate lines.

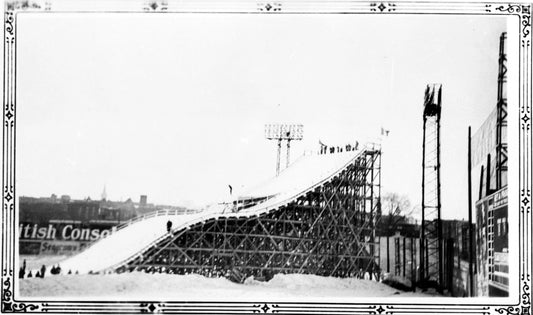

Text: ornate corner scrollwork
xmin=5 ymin=100 xmax=14 ymax=128
xmin=495 ymin=4 xmax=531 ymax=39
xmin=140 ymin=302 xmax=163 ymax=313
xmin=252 ymin=303 xmax=279 ymax=313
xmin=370 ymin=3 xmax=396 ymax=12
xmin=2 ymin=275 xmax=40 ymax=313
xmin=522 ymin=194 xmax=530 ymax=214
xmin=257 ymin=3 xmax=281 ymax=12
xmin=522 ymin=279 xmax=531 ymax=307
xmin=495 ymin=306 xmax=519 ymax=315
xmin=497 ymin=279 xmax=533 ymax=315
xmin=521 ymin=13 xmax=531 ymax=39
xmin=4 ymin=185 xmax=14 ymax=210
xmin=5 ymin=12 xmax=14 ymax=36
xmin=143 ymin=0 xmax=168 ymax=11
xmin=522 ymin=281 xmax=531 ymax=305
xmin=523 ymin=114 xmax=531 ymax=125
xmin=495 ymin=4 xmax=524 ymax=14
xmin=370 ymin=305 xmax=393 ymax=314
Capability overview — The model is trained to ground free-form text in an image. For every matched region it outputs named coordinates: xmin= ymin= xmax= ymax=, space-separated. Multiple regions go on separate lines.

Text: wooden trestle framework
xmin=118 ymin=150 xmax=382 ymax=282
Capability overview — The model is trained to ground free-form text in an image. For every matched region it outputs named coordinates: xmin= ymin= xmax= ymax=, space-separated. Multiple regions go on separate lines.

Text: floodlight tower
xmin=420 ymin=84 xmax=443 ymax=290
xmin=265 ymin=124 xmax=304 ymax=175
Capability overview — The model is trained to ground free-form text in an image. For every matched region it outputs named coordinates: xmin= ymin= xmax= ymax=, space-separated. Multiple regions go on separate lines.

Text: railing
xmin=105 ymin=147 xmax=375 ymax=274
xmin=77 ymin=208 xmax=203 ymax=255
xmin=114 ymin=208 xmax=202 ymax=233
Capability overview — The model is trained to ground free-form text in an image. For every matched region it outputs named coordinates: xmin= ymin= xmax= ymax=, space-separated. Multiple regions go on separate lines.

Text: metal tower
xmin=420 ymin=84 xmax=443 ymax=289
xmin=265 ymin=124 xmax=303 ymax=175
xmin=496 ymin=32 xmax=508 ymax=190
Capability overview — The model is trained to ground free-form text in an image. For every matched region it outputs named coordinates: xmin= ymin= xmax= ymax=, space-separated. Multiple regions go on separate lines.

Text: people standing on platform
xmin=166 ymin=220 xmax=173 ymax=233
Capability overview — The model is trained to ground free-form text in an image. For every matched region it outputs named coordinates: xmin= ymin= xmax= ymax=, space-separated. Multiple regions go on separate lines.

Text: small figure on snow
xmin=166 ymin=220 xmax=173 ymax=233
xmin=18 ymin=259 xmax=26 ymax=279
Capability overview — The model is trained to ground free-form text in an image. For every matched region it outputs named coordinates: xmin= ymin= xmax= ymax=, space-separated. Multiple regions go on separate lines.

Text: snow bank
xmin=19 ymin=272 xmax=434 ymax=300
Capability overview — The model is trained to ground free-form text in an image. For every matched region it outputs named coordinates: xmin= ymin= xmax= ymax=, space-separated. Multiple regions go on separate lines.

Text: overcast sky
xmin=17 ymin=13 xmax=508 ymax=219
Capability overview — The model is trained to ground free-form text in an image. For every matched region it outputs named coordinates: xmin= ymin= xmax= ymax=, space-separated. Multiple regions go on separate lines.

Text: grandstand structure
xmin=59 ymin=146 xmax=382 ymax=282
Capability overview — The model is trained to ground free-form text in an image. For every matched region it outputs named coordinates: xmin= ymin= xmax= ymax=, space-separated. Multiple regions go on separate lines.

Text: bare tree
xmin=379 ymin=192 xmax=414 ymax=275
xmin=381 ymin=192 xmax=412 ymax=231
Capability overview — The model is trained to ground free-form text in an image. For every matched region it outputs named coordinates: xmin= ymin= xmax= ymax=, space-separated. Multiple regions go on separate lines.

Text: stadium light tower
xmin=265 ymin=124 xmax=304 ymax=175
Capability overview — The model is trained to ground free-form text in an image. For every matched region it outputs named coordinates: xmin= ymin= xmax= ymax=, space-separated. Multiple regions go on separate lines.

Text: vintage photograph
xmin=2 ymin=1 xmax=529 ymax=312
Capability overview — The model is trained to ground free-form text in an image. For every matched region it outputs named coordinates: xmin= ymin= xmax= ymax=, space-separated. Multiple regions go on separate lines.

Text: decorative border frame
xmin=1 ymin=0 xmax=531 ymax=314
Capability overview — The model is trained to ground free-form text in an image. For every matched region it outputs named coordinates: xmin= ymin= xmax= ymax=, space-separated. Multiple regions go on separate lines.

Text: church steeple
xmin=101 ymin=185 xmax=107 ymax=201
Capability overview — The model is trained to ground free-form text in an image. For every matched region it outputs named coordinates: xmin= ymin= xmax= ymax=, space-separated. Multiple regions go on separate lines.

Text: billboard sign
xmin=475 ymin=187 xmax=508 ymax=297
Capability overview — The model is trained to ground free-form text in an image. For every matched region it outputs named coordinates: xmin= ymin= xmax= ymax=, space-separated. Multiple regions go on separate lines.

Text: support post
xmin=437 ymin=93 xmax=443 ymax=291
xmin=286 ymin=139 xmax=291 ymax=169
xmin=486 ymin=154 xmax=492 ymax=196
xmin=369 ymin=152 xmax=375 ymax=280
xmin=276 ymin=139 xmax=282 ymax=176
xmin=468 ymin=126 xmax=474 ymax=296
xmin=403 ymin=237 xmax=406 ymax=277
xmin=420 ymin=116 xmax=427 ymax=283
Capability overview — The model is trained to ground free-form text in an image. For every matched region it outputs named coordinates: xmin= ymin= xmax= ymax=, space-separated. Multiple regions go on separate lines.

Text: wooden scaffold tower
xmin=115 ymin=149 xmax=382 ymax=282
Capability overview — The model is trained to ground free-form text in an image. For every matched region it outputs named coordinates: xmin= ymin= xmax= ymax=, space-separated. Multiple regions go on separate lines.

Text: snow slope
xmin=58 ymin=148 xmax=367 ymax=275
xmin=19 ymin=272 xmax=436 ymax=300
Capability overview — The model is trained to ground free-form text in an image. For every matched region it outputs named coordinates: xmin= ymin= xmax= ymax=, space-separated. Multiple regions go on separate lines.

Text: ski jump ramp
xmin=60 ymin=146 xmax=382 ymax=280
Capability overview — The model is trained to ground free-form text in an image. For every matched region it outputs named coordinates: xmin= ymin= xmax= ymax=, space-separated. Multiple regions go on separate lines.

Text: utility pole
xmin=468 ymin=126 xmax=475 ymax=296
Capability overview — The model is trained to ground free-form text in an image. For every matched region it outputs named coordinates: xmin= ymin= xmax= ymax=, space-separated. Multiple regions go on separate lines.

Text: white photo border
xmin=1 ymin=0 xmax=531 ymax=314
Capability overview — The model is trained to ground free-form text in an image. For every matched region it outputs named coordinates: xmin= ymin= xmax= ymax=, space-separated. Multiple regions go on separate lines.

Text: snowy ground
xmin=19 ymin=272 xmax=437 ymax=300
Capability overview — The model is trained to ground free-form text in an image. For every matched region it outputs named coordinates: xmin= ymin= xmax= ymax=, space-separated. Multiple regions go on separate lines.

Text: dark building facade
xmin=18 ymin=196 xmax=152 ymax=255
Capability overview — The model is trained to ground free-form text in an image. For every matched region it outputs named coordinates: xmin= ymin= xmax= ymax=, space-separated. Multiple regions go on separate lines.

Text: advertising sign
xmin=475 ymin=187 xmax=508 ymax=297
xmin=18 ymin=222 xmax=116 ymax=255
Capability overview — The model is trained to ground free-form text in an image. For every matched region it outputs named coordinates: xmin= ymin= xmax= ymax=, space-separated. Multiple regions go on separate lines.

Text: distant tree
xmin=382 ymin=192 xmax=411 ymax=216
xmin=379 ymin=192 xmax=414 ymax=275
xmin=380 ymin=192 xmax=412 ymax=234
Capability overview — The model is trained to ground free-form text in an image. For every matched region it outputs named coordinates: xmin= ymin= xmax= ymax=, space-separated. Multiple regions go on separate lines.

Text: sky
xmin=16 ymin=13 xmax=508 ymax=219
